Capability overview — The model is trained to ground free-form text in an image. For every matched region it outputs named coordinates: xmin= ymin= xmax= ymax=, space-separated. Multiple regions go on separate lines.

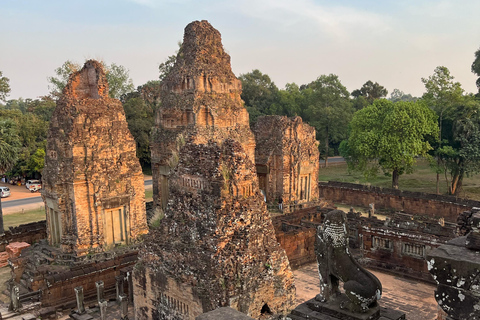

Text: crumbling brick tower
xmin=151 ymin=20 xmax=255 ymax=210
xmin=253 ymin=116 xmax=320 ymax=211
xmin=42 ymin=60 xmax=148 ymax=256
xmin=135 ymin=21 xmax=296 ymax=319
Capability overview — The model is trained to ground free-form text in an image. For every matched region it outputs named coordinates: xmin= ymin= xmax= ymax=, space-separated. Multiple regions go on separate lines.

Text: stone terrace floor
xmin=295 ymin=262 xmax=439 ymax=320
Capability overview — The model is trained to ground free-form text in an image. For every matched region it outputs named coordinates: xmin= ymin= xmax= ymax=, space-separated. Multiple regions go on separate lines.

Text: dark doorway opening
xmin=261 ymin=303 xmax=272 ymax=315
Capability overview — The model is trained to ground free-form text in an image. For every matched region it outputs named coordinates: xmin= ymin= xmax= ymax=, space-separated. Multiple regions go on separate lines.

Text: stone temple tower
xmin=42 ymin=60 xmax=148 ymax=256
xmin=151 ymin=20 xmax=255 ymax=210
xmin=135 ymin=21 xmax=296 ymax=319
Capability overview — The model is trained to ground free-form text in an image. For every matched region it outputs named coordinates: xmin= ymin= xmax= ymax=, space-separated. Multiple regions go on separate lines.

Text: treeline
xmin=2 ymin=46 xmax=480 ymax=195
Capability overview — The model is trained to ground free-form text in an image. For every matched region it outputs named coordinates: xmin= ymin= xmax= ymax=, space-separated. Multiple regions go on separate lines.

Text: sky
xmin=1 ymin=0 xmax=480 ymax=100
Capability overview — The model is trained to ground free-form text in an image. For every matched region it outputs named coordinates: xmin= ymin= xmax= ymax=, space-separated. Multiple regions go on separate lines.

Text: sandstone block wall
xmin=0 ymin=221 xmax=46 ymax=252
xmin=42 ymin=60 xmax=147 ymax=256
xmin=318 ymin=181 xmax=480 ymax=222
xmin=253 ymin=116 xmax=319 ymax=210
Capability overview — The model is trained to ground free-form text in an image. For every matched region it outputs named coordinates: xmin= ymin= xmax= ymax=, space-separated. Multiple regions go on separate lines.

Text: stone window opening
xmin=261 ymin=303 xmax=272 ymax=315
xmin=372 ymin=236 xmax=393 ymax=251
xmin=104 ymin=206 xmax=129 ymax=246
xmin=402 ymin=243 xmax=425 ymax=258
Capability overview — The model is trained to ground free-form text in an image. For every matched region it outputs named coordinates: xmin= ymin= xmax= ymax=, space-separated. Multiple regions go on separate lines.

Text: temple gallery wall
xmin=1 ymin=19 xmax=479 ymax=320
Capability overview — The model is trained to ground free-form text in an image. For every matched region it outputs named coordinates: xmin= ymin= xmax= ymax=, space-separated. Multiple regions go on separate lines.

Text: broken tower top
xmin=62 ymin=60 xmax=109 ymax=100
xmin=162 ymin=20 xmax=239 ymax=93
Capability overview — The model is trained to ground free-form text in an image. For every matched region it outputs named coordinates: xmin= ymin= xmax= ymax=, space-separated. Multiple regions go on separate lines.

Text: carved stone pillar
xmin=99 ymin=299 xmax=108 ymax=320
xmin=116 ymin=275 xmax=124 ymax=303
xmin=126 ymin=271 xmax=133 ymax=303
xmin=8 ymin=285 xmax=21 ymax=312
xmin=74 ymin=286 xmax=85 ymax=314
xmin=120 ymin=294 xmax=129 ymax=320
xmin=96 ymin=280 xmax=104 ymax=303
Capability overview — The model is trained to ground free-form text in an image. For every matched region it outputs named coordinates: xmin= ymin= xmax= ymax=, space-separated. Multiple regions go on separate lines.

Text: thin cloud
xmin=235 ymin=0 xmax=390 ymax=40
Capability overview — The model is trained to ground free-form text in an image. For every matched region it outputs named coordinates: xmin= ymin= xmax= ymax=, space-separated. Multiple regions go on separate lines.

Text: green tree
xmin=123 ymin=95 xmax=155 ymax=168
xmin=0 ymin=71 xmax=11 ymax=102
xmin=303 ymin=74 xmax=353 ymax=166
xmin=47 ymin=60 xmax=81 ymax=98
xmin=106 ymin=63 xmax=135 ymax=99
xmin=421 ymin=66 xmax=464 ymax=193
xmin=389 ymin=89 xmax=416 ymax=102
xmin=0 ymin=108 xmax=48 ymax=178
xmin=0 ymin=119 xmax=20 ymax=234
xmin=436 ymin=97 xmax=480 ymax=195
xmin=342 ymin=99 xmax=438 ymax=189
xmin=472 ymin=47 xmax=480 ymax=94
xmin=27 ymin=148 xmax=45 ymax=174
xmin=351 ymin=80 xmax=388 ymax=104
xmin=239 ymin=70 xmax=280 ymax=125
xmin=159 ymin=55 xmax=177 ymax=81
xmin=159 ymin=41 xmax=182 ymax=81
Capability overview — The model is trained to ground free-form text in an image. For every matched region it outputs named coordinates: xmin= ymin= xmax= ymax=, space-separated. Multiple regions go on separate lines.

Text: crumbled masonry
xmin=136 ymin=20 xmax=296 ymax=320
xmin=42 ymin=59 xmax=148 ymax=255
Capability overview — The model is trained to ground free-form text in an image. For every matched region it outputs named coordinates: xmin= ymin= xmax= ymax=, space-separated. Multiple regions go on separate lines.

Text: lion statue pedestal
xmin=288 ymin=210 xmax=405 ymax=320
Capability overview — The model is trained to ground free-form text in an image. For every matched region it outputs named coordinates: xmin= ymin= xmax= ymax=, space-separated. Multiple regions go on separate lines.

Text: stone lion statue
xmin=315 ymin=209 xmax=382 ymax=312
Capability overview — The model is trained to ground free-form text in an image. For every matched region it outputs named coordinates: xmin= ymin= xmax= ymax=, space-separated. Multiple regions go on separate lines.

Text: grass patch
xmin=145 ymin=189 xmax=153 ymax=201
xmin=2 ymin=188 xmax=155 ymax=228
xmin=3 ymin=207 xmax=45 ymax=229
xmin=320 ymin=158 xmax=480 ymax=200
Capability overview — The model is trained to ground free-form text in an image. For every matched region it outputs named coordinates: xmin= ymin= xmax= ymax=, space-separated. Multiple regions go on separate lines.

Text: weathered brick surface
xmin=151 ymin=20 xmax=255 ymax=209
xmin=6 ymin=242 xmax=31 ymax=259
xmin=137 ymin=20 xmax=295 ymax=320
xmin=253 ymin=116 xmax=319 ymax=211
xmin=42 ymin=60 xmax=147 ymax=256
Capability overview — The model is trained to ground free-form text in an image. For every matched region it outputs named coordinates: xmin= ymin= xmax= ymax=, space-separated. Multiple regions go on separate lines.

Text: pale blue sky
xmin=2 ymin=0 xmax=480 ymax=99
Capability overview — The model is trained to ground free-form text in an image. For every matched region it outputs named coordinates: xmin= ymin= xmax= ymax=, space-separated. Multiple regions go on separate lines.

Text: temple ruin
xmin=150 ymin=20 xmax=255 ymax=210
xmin=253 ymin=116 xmax=319 ymax=211
xmin=41 ymin=59 xmax=148 ymax=255
xmin=135 ymin=20 xmax=296 ymax=319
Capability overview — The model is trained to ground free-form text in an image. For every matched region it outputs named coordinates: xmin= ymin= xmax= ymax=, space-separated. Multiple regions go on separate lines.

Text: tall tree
xmin=342 ymin=99 xmax=438 ymax=189
xmin=0 ymin=71 xmax=11 ymax=102
xmin=351 ymin=80 xmax=388 ymax=104
xmin=472 ymin=47 xmax=480 ymax=94
xmin=436 ymin=96 xmax=480 ymax=195
xmin=239 ymin=69 xmax=279 ymax=125
xmin=303 ymin=74 xmax=353 ymax=166
xmin=47 ymin=60 xmax=80 ymax=98
xmin=421 ymin=66 xmax=464 ymax=193
xmin=106 ymin=63 xmax=135 ymax=100
xmin=0 ymin=119 xmax=20 ymax=234
xmin=389 ymin=89 xmax=416 ymax=102
xmin=159 ymin=41 xmax=182 ymax=81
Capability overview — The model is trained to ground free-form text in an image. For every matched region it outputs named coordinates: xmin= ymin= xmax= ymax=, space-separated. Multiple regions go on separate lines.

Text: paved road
xmin=319 ymin=156 xmax=345 ymax=164
xmin=2 ymin=179 xmax=153 ymax=210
